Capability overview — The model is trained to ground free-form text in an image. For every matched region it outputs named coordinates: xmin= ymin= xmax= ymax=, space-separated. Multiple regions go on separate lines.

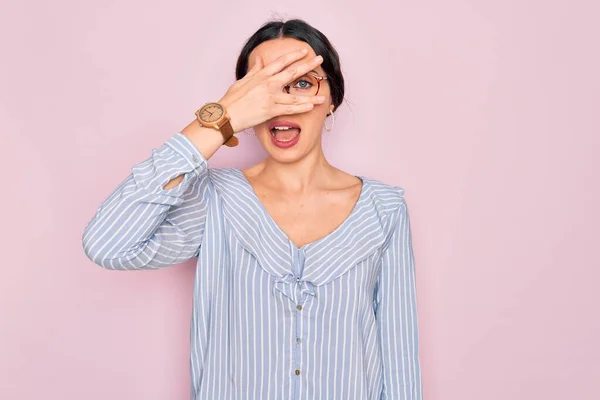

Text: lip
xmin=270 ymin=130 xmax=301 ymax=149
xmin=268 ymin=120 xmax=301 ymax=130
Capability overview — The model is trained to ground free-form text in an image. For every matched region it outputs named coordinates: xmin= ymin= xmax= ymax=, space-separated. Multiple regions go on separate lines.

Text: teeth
xmin=270 ymin=126 xmax=299 ymax=136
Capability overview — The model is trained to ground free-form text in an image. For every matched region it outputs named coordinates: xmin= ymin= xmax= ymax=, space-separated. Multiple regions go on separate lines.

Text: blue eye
xmin=294 ymin=79 xmax=313 ymax=89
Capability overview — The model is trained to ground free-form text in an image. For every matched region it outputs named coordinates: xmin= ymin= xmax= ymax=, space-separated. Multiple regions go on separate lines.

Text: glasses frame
xmin=283 ymin=71 xmax=328 ymax=96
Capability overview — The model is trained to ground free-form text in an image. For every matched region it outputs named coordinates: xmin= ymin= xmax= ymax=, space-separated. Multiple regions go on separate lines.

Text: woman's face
xmin=247 ymin=38 xmax=333 ymax=163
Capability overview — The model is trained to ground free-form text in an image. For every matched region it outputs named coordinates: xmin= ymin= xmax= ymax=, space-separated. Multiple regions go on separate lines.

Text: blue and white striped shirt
xmin=82 ymin=132 xmax=422 ymax=399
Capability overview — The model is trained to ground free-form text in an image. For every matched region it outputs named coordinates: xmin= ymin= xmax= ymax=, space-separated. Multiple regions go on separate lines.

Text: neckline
xmin=234 ymin=167 xmax=367 ymax=251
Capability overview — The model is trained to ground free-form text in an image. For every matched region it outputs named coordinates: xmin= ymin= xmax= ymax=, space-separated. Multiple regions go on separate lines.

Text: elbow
xmin=82 ymin=243 xmax=145 ymax=271
xmin=82 ymin=226 xmax=105 ymax=268
xmin=81 ymin=228 xmax=143 ymax=271
xmin=82 ymin=233 xmax=114 ymax=270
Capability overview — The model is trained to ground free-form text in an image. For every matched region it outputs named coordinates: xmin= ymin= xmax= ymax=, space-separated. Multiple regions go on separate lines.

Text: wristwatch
xmin=195 ymin=102 xmax=239 ymax=147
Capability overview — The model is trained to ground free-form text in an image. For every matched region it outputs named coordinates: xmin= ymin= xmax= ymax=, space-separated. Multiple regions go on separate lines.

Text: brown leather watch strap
xmin=223 ymin=136 xmax=239 ymax=147
xmin=220 ymin=120 xmax=238 ymax=147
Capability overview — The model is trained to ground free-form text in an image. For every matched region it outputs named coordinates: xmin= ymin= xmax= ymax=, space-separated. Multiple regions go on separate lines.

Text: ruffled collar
xmin=209 ymin=168 xmax=388 ymax=304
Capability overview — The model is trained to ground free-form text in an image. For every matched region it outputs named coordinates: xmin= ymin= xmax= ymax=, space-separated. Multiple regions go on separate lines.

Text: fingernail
xmin=305 ymin=103 xmax=314 ymax=109
xmin=316 ymin=96 xmax=325 ymax=101
xmin=314 ymin=55 xmax=323 ymax=62
xmin=301 ymin=48 xmax=308 ymax=54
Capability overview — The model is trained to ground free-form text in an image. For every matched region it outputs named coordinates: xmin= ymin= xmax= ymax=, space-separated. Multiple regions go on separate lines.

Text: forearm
xmin=163 ymin=119 xmax=224 ymax=190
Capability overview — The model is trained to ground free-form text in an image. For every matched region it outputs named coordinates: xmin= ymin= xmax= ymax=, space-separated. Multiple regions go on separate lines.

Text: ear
xmin=328 ymin=105 xmax=334 ymax=115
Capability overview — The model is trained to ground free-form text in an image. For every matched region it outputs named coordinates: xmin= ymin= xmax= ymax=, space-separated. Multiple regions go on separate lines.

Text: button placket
xmin=292 ymin=247 xmax=306 ymax=399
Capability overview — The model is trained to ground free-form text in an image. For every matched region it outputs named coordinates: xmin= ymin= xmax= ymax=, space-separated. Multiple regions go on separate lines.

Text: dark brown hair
xmin=235 ymin=19 xmax=345 ymax=112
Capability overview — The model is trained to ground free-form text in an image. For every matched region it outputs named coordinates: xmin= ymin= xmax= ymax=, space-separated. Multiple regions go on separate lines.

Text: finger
xmin=272 ymin=93 xmax=325 ymax=105
xmin=239 ymin=55 xmax=263 ymax=83
xmin=270 ymin=55 xmax=323 ymax=85
xmin=272 ymin=102 xmax=316 ymax=115
xmin=256 ymin=48 xmax=309 ymax=78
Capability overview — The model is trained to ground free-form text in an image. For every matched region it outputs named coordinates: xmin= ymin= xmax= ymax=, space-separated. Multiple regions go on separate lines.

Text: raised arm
xmin=82 ymin=127 xmax=221 ymax=270
xmin=82 ymin=48 xmax=328 ymax=270
xmin=375 ymin=199 xmax=423 ymax=399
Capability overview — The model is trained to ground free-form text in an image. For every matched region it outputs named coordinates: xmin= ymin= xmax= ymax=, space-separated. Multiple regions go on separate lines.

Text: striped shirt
xmin=82 ymin=132 xmax=423 ymax=399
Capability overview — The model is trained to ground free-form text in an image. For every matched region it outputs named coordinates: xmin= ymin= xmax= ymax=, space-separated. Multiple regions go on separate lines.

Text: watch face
xmin=199 ymin=103 xmax=223 ymax=123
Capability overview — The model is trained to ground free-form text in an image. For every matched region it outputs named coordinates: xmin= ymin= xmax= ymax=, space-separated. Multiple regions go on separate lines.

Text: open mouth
xmin=270 ymin=125 xmax=301 ymax=142
xmin=268 ymin=120 xmax=302 ymax=145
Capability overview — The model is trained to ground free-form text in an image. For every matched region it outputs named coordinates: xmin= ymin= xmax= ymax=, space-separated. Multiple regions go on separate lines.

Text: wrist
xmin=219 ymin=99 xmax=242 ymax=134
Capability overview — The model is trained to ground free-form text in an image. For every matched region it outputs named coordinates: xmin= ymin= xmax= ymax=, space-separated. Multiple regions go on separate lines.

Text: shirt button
xmin=296 ymin=305 xmax=302 ymax=311
xmin=295 ymin=369 xmax=301 ymax=375
xmin=192 ymin=155 xmax=199 ymax=163
xmin=296 ymin=337 xmax=302 ymax=344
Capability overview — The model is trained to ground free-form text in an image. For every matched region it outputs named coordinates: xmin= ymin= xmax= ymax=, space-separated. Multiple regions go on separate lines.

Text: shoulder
xmin=205 ymin=166 xmax=242 ymax=187
xmin=363 ymin=177 xmax=406 ymax=211
xmin=207 ymin=166 xmax=238 ymax=178
xmin=361 ymin=176 xmax=408 ymax=234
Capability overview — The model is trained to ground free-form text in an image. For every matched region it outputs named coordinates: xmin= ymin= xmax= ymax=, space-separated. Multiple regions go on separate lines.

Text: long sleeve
xmin=375 ymin=198 xmax=423 ymax=399
xmin=82 ymin=132 xmax=211 ymax=270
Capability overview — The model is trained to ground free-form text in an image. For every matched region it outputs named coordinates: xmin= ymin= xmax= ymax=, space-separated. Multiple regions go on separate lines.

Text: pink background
xmin=1 ymin=0 xmax=599 ymax=399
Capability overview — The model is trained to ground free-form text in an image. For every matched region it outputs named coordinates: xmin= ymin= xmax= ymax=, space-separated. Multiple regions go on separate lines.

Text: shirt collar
xmin=210 ymin=168 xmax=387 ymax=301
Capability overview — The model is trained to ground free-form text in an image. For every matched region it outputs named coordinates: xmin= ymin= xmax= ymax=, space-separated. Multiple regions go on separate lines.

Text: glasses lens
xmin=286 ymin=74 xmax=319 ymax=96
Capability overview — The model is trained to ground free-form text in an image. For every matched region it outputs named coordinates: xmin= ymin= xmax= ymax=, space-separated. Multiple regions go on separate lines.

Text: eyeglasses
xmin=283 ymin=71 xmax=328 ymax=96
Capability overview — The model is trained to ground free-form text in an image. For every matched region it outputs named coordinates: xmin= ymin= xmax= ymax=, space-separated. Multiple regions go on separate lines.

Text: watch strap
xmin=220 ymin=119 xmax=238 ymax=147
xmin=223 ymin=136 xmax=239 ymax=147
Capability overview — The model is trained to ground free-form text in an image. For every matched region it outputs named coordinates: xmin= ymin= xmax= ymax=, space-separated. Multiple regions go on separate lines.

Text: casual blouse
xmin=82 ymin=132 xmax=423 ymax=399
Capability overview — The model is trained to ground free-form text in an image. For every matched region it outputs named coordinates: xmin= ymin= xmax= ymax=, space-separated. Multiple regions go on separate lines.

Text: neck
xmin=259 ymin=148 xmax=334 ymax=194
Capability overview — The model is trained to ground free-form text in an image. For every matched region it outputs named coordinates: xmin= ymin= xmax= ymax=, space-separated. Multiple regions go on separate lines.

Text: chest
xmin=258 ymin=189 xmax=360 ymax=249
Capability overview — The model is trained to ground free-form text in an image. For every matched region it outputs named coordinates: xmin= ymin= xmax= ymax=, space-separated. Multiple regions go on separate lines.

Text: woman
xmin=83 ymin=19 xmax=422 ymax=400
